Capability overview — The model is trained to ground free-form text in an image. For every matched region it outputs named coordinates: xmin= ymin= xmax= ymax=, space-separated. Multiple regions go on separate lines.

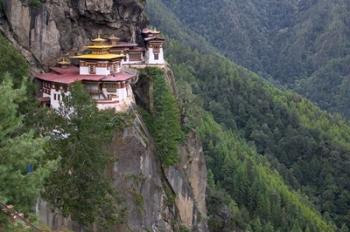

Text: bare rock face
xmin=109 ymin=114 xmax=174 ymax=232
xmin=165 ymin=131 xmax=208 ymax=231
xmin=1 ymin=0 xmax=147 ymax=68
xmin=112 ymin=114 xmax=208 ymax=232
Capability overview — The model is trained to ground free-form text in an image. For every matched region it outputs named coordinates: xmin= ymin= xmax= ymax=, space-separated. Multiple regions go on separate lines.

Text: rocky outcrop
xmin=0 ymin=0 xmax=147 ymax=68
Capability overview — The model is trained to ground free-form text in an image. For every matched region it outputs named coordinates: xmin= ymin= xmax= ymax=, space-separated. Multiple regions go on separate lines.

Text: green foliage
xmin=141 ymin=68 xmax=183 ymax=167
xmin=147 ymin=3 xmax=350 ymax=224
xmin=175 ymin=69 xmax=334 ymax=230
xmin=206 ymin=187 xmax=247 ymax=231
xmin=199 ymin=114 xmax=334 ymax=232
xmin=0 ymin=74 xmax=52 ymax=227
xmin=42 ymin=83 xmax=128 ymax=229
xmin=28 ymin=0 xmax=43 ymax=8
xmin=167 ymin=40 xmax=350 ymax=228
xmin=296 ymin=56 xmax=350 ymax=117
xmin=179 ymin=225 xmax=191 ymax=232
xmin=131 ymin=191 xmax=144 ymax=211
xmin=145 ymin=0 xmax=216 ymax=54
xmin=148 ymin=0 xmax=350 ymax=227
xmin=0 ymin=35 xmax=28 ymax=84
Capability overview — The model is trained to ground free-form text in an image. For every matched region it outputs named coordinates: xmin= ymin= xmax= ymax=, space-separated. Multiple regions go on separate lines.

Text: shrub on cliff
xmin=142 ymin=68 xmax=184 ymax=167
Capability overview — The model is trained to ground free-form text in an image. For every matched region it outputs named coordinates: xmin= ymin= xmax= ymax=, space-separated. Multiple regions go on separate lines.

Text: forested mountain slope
xmin=147 ymin=1 xmax=350 ymax=230
xmin=154 ymin=0 xmax=350 ymax=118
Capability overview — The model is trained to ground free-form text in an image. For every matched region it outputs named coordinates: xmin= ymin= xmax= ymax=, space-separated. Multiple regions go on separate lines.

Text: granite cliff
xmin=0 ymin=0 xmax=208 ymax=231
xmin=0 ymin=0 xmax=147 ymax=68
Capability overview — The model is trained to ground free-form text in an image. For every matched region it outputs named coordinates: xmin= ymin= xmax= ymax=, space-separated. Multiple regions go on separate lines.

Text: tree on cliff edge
xmin=43 ymin=83 xmax=128 ymax=229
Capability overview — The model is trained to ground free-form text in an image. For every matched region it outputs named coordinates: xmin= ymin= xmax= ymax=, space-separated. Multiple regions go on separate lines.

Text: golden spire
xmin=92 ymin=33 xmax=107 ymax=43
xmin=57 ymin=56 xmax=71 ymax=67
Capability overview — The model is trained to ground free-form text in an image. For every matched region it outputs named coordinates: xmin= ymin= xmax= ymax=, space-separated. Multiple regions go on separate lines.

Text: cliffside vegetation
xmin=141 ymin=68 xmax=184 ymax=167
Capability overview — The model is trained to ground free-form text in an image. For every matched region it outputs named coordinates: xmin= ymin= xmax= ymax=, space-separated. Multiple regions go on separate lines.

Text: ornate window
xmin=130 ymin=53 xmax=142 ymax=61
xmin=89 ymin=65 xmax=96 ymax=74
xmin=112 ymin=64 xmax=118 ymax=73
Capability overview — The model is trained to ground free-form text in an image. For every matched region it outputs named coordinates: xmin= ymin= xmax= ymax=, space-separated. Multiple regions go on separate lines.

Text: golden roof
xmin=85 ymin=45 xmax=113 ymax=49
xmin=71 ymin=53 xmax=125 ymax=60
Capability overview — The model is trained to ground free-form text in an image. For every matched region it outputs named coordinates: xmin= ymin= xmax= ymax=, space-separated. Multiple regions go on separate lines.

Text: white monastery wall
xmin=50 ymin=89 xmax=68 ymax=110
xmin=96 ymin=67 xmax=110 ymax=75
xmin=146 ymin=48 xmax=165 ymax=65
xmin=79 ymin=66 xmax=89 ymax=75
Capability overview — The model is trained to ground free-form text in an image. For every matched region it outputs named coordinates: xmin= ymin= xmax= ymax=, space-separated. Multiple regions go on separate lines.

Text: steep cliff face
xmin=166 ymin=131 xmax=208 ymax=231
xmin=110 ymin=113 xmax=208 ymax=232
xmin=0 ymin=0 xmax=147 ymax=68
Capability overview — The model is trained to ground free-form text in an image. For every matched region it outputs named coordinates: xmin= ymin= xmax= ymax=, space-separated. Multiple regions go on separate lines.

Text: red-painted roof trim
xmin=34 ymin=66 xmax=135 ymax=85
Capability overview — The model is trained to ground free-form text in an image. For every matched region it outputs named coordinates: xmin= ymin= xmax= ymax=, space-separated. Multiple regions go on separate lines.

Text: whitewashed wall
xmin=145 ymin=48 xmax=165 ymax=65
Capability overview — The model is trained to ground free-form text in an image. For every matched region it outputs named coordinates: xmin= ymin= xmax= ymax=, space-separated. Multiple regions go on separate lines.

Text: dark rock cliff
xmin=0 ymin=0 xmax=209 ymax=231
xmin=0 ymin=0 xmax=147 ymax=68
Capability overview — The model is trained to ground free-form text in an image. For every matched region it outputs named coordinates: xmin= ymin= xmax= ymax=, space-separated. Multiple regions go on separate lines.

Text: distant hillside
xmin=153 ymin=0 xmax=350 ymax=118
xmin=146 ymin=1 xmax=350 ymax=230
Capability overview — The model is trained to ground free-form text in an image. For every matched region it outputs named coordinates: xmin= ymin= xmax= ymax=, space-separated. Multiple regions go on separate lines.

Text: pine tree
xmin=0 ymin=74 xmax=50 ymax=226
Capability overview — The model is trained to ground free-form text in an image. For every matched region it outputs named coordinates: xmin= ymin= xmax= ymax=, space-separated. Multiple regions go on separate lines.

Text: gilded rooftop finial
xmin=92 ymin=33 xmax=107 ymax=43
xmin=57 ymin=56 xmax=71 ymax=67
